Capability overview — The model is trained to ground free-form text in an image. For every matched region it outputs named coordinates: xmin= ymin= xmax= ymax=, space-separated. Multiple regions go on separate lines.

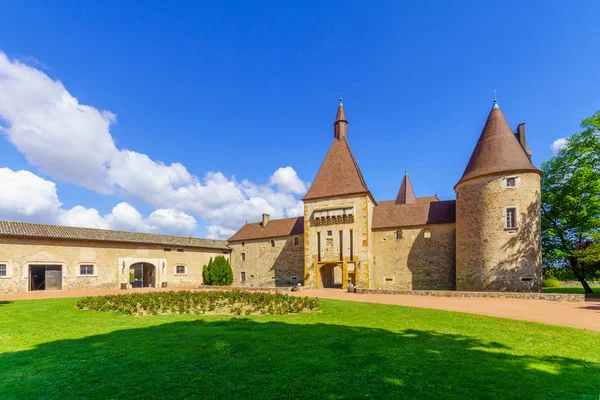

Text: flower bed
xmin=75 ymin=290 xmax=319 ymax=316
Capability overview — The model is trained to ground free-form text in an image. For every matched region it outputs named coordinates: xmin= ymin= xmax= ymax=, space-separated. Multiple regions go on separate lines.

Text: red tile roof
xmin=0 ymin=220 xmax=230 ymax=250
xmin=456 ymin=103 xmax=541 ymax=187
xmin=228 ymin=217 xmax=304 ymax=242
xmin=302 ymin=137 xmax=373 ymax=202
xmin=372 ymin=200 xmax=456 ymax=229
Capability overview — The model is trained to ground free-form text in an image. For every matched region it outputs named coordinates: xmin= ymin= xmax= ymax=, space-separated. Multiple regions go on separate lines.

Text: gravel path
xmin=1 ymin=287 xmax=598 ymax=331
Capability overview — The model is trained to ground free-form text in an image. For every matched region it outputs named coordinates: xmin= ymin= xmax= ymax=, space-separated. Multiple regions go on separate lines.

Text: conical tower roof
xmin=302 ymin=100 xmax=373 ymax=202
xmin=456 ymin=101 xmax=541 ymax=188
xmin=395 ymin=173 xmax=417 ymax=204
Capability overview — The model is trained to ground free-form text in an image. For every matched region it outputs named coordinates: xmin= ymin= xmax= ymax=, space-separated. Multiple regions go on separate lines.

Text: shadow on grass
xmin=0 ymin=318 xmax=597 ymax=399
xmin=0 ymin=301 xmax=11 ymax=306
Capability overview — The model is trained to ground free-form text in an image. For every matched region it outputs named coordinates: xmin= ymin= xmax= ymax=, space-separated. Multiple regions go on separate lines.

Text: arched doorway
xmin=320 ymin=264 xmax=343 ymax=288
xmin=129 ymin=262 xmax=156 ymax=288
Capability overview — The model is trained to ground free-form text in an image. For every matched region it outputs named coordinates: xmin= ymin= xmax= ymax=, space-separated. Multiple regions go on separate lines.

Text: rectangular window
xmin=176 ymin=265 xmax=186 ymax=274
xmin=339 ymin=230 xmax=344 ymax=261
xmin=177 ymin=249 xmax=185 ymax=253
xmin=424 ymin=228 xmax=432 ymax=239
xmin=395 ymin=230 xmax=403 ymax=239
xmin=270 ymin=239 xmax=275 ymax=247
xmin=317 ymin=232 xmax=321 ymax=262
xmin=80 ymin=264 xmax=94 ymax=276
xmin=349 ymin=230 xmax=353 ymax=260
xmin=327 ymin=230 xmax=333 ymax=236
xmin=241 ymin=271 xmax=246 ymax=282
xmin=506 ymin=177 xmax=516 ymax=187
xmin=0 ymin=264 xmax=6 ymax=277
xmin=506 ymin=207 xmax=517 ymax=229
xmin=241 ymin=252 xmax=246 ymax=261
xmin=294 ymin=237 xmax=300 ymax=246
xmin=164 ymin=248 xmax=172 ymax=252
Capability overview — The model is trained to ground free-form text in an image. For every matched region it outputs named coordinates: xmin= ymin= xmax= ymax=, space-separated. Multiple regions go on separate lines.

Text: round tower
xmin=455 ymin=100 xmax=542 ymax=292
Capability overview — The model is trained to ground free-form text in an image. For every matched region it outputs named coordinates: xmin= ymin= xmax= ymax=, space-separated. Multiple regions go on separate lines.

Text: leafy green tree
xmin=541 ymin=111 xmax=600 ymax=293
xmin=202 ymin=256 xmax=233 ymax=286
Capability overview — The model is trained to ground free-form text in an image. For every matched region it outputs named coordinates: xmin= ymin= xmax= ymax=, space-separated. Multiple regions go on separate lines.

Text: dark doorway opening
xmin=29 ymin=265 xmax=63 ymax=291
xmin=129 ymin=263 xmax=156 ymax=288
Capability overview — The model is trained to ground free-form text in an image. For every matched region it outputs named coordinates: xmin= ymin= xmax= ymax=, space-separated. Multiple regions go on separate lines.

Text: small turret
xmin=395 ymin=171 xmax=417 ymax=204
xmin=333 ymin=98 xmax=348 ymax=140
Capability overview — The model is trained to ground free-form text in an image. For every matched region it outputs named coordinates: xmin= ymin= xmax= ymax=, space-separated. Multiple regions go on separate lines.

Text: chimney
xmin=261 ymin=214 xmax=270 ymax=228
xmin=515 ymin=123 xmax=532 ymax=160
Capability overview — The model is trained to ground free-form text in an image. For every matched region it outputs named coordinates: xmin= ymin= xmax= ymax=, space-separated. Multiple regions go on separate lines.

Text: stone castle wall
xmin=0 ymin=237 xmax=228 ymax=294
xmin=455 ymin=173 xmax=542 ymax=292
xmin=303 ymin=195 xmax=374 ymax=289
xmin=372 ymin=224 xmax=456 ymax=290
xmin=229 ymin=235 xmax=304 ymax=287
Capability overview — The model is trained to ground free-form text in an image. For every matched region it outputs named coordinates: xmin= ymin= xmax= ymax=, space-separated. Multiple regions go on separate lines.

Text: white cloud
xmin=0 ymin=168 xmax=197 ymax=236
xmin=551 ymin=138 xmax=568 ymax=153
xmin=57 ymin=206 xmax=109 ymax=229
xmin=0 ymin=52 xmax=309 ymax=239
xmin=146 ymin=208 xmax=198 ymax=237
xmin=268 ymin=166 xmax=309 ymax=194
xmin=0 ymin=168 xmax=61 ymax=222
xmin=205 ymin=225 xmax=237 ymax=240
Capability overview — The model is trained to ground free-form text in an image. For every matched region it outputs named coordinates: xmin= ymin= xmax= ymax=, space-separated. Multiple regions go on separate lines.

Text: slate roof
xmin=372 ymin=200 xmax=456 ymax=229
xmin=456 ymin=102 xmax=541 ymax=187
xmin=0 ymin=220 xmax=230 ymax=250
xmin=228 ymin=217 xmax=304 ymax=242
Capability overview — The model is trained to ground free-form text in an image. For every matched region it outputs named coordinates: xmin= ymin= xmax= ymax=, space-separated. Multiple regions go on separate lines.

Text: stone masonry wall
xmin=303 ymin=194 xmax=373 ymax=289
xmin=455 ymin=172 xmax=542 ymax=292
xmin=0 ymin=237 xmax=228 ymax=294
xmin=229 ymin=235 xmax=304 ymax=287
xmin=372 ymin=223 xmax=456 ymax=290
xmin=355 ymin=288 xmax=584 ymax=302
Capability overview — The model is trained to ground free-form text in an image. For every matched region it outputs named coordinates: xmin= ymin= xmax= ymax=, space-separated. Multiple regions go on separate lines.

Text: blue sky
xmin=1 ymin=1 xmax=599 ymax=238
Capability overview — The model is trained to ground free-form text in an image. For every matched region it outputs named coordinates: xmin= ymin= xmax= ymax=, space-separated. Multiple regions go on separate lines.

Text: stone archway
xmin=129 ymin=262 xmax=156 ymax=288
xmin=320 ymin=264 xmax=343 ymax=288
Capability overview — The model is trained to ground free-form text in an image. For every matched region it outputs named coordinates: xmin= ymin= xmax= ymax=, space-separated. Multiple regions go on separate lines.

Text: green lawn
xmin=0 ymin=298 xmax=599 ymax=399
xmin=543 ymin=286 xmax=600 ymax=298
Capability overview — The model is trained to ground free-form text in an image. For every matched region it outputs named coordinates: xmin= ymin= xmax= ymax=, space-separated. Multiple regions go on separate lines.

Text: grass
xmin=543 ymin=286 xmax=600 ymax=298
xmin=0 ymin=298 xmax=599 ymax=399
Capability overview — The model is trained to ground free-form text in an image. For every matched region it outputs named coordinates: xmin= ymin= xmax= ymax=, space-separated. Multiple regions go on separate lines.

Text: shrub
xmin=202 ymin=256 xmax=233 ymax=286
xmin=542 ymin=277 xmax=561 ymax=288
xmin=75 ymin=290 xmax=319 ymax=316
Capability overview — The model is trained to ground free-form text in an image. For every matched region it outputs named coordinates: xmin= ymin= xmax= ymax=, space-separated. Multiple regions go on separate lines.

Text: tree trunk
xmin=569 ymin=259 xmax=594 ymax=294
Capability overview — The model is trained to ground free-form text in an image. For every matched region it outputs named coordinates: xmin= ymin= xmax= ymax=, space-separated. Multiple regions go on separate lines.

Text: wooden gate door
xmin=45 ymin=266 xmax=63 ymax=290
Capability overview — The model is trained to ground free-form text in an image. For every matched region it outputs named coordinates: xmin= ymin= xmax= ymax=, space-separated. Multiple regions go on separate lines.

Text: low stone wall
xmin=559 ymin=281 xmax=599 ymax=287
xmin=355 ymin=288 xmax=585 ymax=302
xmin=196 ymin=285 xmax=292 ymax=293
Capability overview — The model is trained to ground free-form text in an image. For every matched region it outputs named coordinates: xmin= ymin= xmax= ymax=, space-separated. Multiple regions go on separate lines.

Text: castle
xmin=0 ymin=99 xmax=542 ymax=294
xmin=228 ymin=99 xmax=542 ymax=292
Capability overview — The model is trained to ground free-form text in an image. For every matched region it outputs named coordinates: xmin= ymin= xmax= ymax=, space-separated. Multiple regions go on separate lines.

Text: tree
xmin=541 ymin=111 xmax=600 ymax=293
xmin=202 ymin=256 xmax=233 ymax=286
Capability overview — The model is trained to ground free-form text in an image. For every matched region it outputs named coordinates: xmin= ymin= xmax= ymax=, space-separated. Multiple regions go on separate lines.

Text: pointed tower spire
xmin=395 ymin=172 xmax=417 ymax=204
xmin=334 ymin=97 xmax=348 ymax=140
xmin=303 ymin=100 xmax=373 ymax=202
xmin=455 ymin=100 xmax=541 ymax=188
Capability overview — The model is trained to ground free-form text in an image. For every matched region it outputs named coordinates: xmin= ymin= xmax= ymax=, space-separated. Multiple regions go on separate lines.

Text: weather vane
xmin=338 ymin=89 xmax=344 ymax=103
xmin=493 ymin=89 xmax=497 ymax=102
